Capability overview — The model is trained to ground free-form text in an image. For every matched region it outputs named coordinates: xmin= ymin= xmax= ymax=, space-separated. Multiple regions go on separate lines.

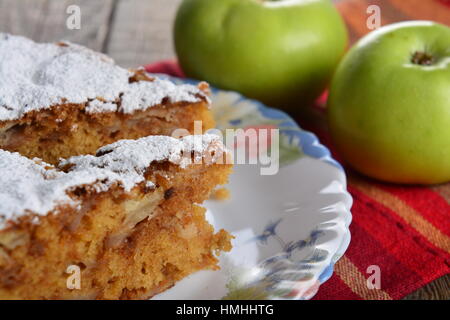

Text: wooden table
xmin=0 ymin=0 xmax=448 ymax=300
xmin=0 ymin=0 xmax=182 ymax=67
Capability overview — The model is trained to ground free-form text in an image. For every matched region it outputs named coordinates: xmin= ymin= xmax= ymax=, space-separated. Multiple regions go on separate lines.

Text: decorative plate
xmin=153 ymin=75 xmax=352 ymax=300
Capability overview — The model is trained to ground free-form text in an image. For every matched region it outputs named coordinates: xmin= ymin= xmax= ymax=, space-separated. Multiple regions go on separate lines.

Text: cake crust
xmin=0 ymin=34 xmax=208 ymax=121
xmin=0 ymin=34 xmax=214 ymax=164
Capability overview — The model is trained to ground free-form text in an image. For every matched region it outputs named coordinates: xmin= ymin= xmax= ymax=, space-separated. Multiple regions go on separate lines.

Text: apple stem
xmin=411 ymin=51 xmax=434 ymax=66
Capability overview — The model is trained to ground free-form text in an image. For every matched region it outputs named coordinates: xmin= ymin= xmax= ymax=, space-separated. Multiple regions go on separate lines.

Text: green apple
xmin=328 ymin=21 xmax=450 ymax=185
xmin=174 ymin=0 xmax=347 ymax=110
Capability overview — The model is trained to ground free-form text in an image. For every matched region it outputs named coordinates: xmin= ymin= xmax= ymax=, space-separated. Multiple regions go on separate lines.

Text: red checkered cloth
xmin=145 ymin=60 xmax=449 ymax=300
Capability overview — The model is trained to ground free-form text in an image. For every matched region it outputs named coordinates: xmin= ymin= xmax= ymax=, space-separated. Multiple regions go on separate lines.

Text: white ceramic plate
xmin=153 ymin=75 xmax=352 ymax=300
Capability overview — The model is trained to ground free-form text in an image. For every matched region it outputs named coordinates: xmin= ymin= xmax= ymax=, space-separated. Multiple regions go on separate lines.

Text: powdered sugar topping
xmin=0 ymin=34 xmax=208 ymax=121
xmin=0 ymin=134 xmax=227 ymax=226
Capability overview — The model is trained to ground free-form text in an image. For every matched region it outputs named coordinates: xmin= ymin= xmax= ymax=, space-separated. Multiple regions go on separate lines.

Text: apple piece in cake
xmin=0 ymin=134 xmax=232 ymax=300
xmin=0 ymin=33 xmax=214 ymax=165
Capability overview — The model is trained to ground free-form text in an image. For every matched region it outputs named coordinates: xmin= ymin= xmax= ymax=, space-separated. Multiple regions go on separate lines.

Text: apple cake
xmin=0 ymin=33 xmax=214 ymax=165
xmin=0 ymin=134 xmax=232 ymax=300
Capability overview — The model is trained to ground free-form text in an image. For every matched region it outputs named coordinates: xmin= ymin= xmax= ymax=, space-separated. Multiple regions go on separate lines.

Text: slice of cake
xmin=0 ymin=34 xmax=214 ymax=164
xmin=0 ymin=134 xmax=232 ymax=300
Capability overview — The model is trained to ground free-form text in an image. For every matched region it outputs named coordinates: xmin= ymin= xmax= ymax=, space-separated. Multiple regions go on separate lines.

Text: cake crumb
xmin=211 ymin=188 xmax=230 ymax=201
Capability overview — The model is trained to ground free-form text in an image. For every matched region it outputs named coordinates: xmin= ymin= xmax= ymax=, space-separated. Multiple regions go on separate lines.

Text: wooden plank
xmin=105 ymin=0 xmax=182 ymax=67
xmin=404 ymin=275 xmax=450 ymax=300
xmin=0 ymin=0 xmax=114 ymax=51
